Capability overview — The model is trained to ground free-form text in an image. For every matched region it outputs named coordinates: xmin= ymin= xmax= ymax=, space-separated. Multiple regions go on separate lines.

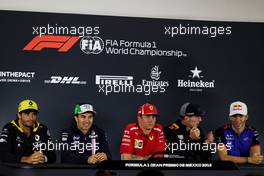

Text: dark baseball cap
xmin=179 ymin=102 xmax=206 ymax=117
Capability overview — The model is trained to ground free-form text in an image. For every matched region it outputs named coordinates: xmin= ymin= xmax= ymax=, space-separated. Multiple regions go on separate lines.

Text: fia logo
xmin=80 ymin=36 xmax=104 ymax=54
xmin=150 ymin=66 xmax=161 ymax=80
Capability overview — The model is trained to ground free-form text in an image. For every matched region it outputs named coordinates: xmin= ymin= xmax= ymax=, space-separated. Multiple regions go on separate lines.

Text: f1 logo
xmin=23 ymin=35 xmax=80 ymax=52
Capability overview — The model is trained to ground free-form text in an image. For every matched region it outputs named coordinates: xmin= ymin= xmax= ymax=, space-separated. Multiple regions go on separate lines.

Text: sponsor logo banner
xmin=0 ymin=71 xmax=35 ymax=83
xmin=177 ymin=66 xmax=215 ymax=92
xmin=23 ymin=34 xmax=187 ymax=58
xmin=44 ymin=76 xmax=87 ymax=85
xmin=96 ymin=66 xmax=169 ymax=95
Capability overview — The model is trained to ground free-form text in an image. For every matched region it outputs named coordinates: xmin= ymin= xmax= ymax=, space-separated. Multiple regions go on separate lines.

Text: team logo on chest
xmin=89 ymin=130 xmax=98 ymax=139
xmin=177 ymin=135 xmax=184 ymax=140
xmin=73 ymin=135 xmax=80 ymax=141
xmin=243 ymin=137 xmax=250 ymax=141
xmin=16 ymin=136 xmax=23 ymax=143
xmin=225 ymin=134 xmax=234 ymax=141
xmin=148 ymin=134 xmax=154 ymax=141
xmin=16 ymin=136 xmax=23 ymax=147
xmin=134 ymin=139 xmax=143 ymax=149
xmin=35 ymin=134 xmax=40 ymax=141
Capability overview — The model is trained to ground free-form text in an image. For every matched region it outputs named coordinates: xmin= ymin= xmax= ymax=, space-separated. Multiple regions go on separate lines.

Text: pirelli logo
xmin=23 ymin=35 xmax=80 ymax=52
xmin=95 ymin=75 xmax=134 ymax=85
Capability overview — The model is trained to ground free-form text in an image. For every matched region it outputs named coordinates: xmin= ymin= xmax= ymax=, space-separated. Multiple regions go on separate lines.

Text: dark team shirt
xmin=163 ymin=119 xmax=212 ymax=161
xmin=215 ymin=124 xmax=260 ymax=157
xmin=60 ymin=122 xmax=111 ymax=164
xmin=0 ymin=119 xmax=56 ymax=163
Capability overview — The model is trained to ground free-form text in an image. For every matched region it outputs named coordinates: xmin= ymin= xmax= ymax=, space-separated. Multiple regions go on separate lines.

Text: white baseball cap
xmin=229 ymin=101 xmax=248 ymax=116
xmin=74 ymin=103 xmax=96 ymax=115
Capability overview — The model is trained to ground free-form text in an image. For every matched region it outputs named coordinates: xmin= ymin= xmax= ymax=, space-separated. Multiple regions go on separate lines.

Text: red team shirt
xmin=120 ymin=123 xmax=166 ymax=157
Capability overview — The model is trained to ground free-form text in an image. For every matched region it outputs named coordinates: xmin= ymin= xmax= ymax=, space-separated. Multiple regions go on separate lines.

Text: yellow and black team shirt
xmin=0 ymin=119 xmax=56 ymax=163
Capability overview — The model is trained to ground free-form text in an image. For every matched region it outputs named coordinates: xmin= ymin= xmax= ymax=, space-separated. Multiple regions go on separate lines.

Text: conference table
xmin=0 ymin=160 xmax=263 ymax=176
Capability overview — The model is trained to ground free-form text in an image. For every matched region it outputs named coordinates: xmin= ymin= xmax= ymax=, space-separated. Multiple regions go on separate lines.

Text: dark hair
xmin=179 ymin=115 xmax=185 ymax=119
xmin=19 ymin=109 xmax=38 ymax=115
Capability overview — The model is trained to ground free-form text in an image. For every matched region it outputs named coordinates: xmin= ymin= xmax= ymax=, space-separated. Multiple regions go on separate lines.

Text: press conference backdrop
xmin=0 ymin=10 xmax=263 ymax=160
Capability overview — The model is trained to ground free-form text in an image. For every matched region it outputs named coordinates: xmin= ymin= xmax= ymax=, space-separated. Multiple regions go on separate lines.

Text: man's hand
xmin=87 ymin=154 xmax=98 ymax=164
xmin=20 ymin=152 xmax=45 ymax=164
xmin=121 ymin=153 xmax=149 ymax=160
xmin=94 ymin=152 xmax=107 ymax=162
xmin=248 ymin=153 xmax=264 ymax=164
xmin=189 ymin=127 xmax=201 ymax=140
xmin=87 ymin=153 xmax=108 ymax=164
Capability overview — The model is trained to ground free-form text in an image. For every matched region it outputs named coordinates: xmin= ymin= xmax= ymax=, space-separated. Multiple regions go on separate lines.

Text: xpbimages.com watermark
xmin=165 ymin=141 xmax=231 ymax=154
xmin=32 ymin=140 xmax=232 ymax=155
xmin=32 ymin=140 xmax=100 ymax=154
xmin=97 ymin=83 xmax=167 ymax=96
xmin=164 ymin=24 xmax=232 ymax=38
xmin=32 ymin=24 xmax=100 ymax=36
xmin=95 ymin=68 xmax=169 ymax=96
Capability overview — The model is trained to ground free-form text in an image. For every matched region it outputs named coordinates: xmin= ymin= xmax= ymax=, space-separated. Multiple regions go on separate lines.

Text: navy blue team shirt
xmin=215 ymin=124 xmax=260 ymax=157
